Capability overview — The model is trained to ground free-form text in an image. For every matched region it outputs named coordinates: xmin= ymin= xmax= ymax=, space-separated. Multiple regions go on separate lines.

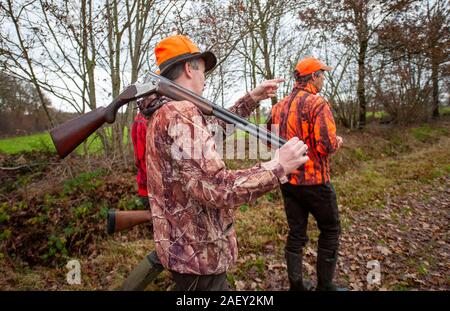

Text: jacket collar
xmin=294 ymin=81 xmax=318 ymax=95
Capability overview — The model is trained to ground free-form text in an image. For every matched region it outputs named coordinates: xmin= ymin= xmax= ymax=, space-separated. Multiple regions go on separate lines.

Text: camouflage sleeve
xmin=168 ymin=101 xmax=285 ymax=209
xmin=312 ymin=100 xmax=338 ymax=155
xmin=208 ymin=93 xmax=259 ymax=137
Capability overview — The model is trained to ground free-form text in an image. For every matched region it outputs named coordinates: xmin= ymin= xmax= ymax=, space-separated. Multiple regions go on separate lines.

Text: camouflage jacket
xmin=271 ymin=82 xmax=338 ymax=185
xmin=145 ymin=94 xmax=286 ymax=275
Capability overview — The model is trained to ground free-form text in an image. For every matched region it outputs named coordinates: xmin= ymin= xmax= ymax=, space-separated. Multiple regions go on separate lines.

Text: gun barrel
xmin=152 ymin=72 xmax=286 ymax=148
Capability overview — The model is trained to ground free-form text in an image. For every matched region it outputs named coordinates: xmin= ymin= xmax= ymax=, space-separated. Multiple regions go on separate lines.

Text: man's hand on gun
xmin=266 ymin=137 xmax=309 ymax=176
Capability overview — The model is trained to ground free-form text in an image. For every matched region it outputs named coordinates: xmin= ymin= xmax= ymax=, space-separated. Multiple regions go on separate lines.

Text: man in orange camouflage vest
xmin=270 ymin=57 xmax=346 ymax=291
xmin=143 ymin=35 xmax=310 ymax=291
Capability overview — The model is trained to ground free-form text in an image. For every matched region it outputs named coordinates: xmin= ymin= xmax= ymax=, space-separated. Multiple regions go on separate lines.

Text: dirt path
xmin=260 ymin=176 xmax=449 ymax=291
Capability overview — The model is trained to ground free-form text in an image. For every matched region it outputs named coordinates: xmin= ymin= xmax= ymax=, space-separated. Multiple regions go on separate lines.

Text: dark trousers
xmin=281 ymin=183 xmax=341 ymax=253
xmin=171 ymin=271 xmax=230 ymax=291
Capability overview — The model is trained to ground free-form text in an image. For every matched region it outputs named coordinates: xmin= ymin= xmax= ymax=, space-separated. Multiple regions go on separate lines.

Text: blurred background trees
xmin=1 ymin=0 xmax=448 ymax=156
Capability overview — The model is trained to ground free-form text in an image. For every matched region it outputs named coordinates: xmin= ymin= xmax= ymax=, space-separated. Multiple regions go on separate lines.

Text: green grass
xmin=410 ymin=124 xmax=448 ymax=143
xmin=366 ymin=111 xmax=390 ymax=119
xmin=334 ymin=136 xmax=450 ymax=210
xmin=248 ymin=114 xmax=268 ymax=124
xmin=439 ymin=106 xmax=450 ymax=116
xmin=0 ymin=132 xmax=55 ymax=154
xmin=0 ymin=126 xmax=130 ymax=155
xmin=367 ymin=107 xmax=450 ymax=119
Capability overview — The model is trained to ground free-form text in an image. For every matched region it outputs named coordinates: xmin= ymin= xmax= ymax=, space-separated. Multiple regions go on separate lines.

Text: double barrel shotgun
xmin=50 ymin=72 xmax=288 ymax=234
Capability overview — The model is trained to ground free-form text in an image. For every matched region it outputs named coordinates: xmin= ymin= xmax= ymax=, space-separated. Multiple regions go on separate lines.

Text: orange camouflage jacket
xmin=270 ymin=82 xmax=338 ymax=185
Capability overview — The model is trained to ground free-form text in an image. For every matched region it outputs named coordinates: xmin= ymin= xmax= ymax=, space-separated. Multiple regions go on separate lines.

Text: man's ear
xmin=184 ymin=62 xmax=194 ymax=79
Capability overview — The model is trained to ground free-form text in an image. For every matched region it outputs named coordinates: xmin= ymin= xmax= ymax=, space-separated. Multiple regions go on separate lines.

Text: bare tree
xmin=101 ymin=0 xmax=183 ymax=163
xmin=1 ymin=0 xmax=55 ymax=126
xmin=299 ymin=0 xmax=415 ymax=128
xmin=374 ymin=0 xmax=449 ymax=122
xmin=424 ymin=0 xmax=449 ymax=118
xmin=0 ymin=0 xmax=185 ymax=158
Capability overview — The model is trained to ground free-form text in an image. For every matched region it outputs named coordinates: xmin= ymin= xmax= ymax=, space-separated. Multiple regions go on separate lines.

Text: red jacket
xmin=131 ymin=112 xmax=148 ymax=196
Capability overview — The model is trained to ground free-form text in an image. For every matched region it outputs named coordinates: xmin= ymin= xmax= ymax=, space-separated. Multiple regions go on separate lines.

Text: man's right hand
xmin=336 ymin=136 xmax=343 ymax=150
xmin=274 ymin=137 xmax=309 ymax=175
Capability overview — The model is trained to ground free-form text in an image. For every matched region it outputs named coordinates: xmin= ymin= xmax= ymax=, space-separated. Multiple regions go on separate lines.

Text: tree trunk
xmin=431 ymin=58 xmax=439 ymax=118
xmin=357 ymin=40 xmax=368 ymax=129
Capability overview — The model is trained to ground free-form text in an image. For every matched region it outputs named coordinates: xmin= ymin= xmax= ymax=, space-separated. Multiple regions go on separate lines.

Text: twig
xmin=0 ymin=163 xmax=44 ymax=171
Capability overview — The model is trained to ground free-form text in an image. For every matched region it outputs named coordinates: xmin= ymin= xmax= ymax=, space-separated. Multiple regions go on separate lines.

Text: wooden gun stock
xmin=50 ymin=85 xmax=140 ymax=158
xmin=50 ymin=107 xmax=107 ymax=158
xmin=106 ymin=210 xmax=152 ymax=234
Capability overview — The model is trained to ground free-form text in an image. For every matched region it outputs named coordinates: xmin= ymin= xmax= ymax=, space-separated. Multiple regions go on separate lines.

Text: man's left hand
xmin=249 ymin=78 xmax=285 ymax=102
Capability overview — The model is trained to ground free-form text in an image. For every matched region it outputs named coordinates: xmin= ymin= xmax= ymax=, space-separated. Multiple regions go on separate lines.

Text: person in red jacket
xmin=131 ymin=110 xmax=150 ymax=206
xmin=119 ymin=102 xmax=165 ymax=291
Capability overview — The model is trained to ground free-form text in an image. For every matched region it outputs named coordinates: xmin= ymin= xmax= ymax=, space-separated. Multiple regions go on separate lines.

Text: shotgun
xmin=49 ymin=72 xmax=286 ymax=158
xmin=106 ymin=210 xmax=152 ymax=234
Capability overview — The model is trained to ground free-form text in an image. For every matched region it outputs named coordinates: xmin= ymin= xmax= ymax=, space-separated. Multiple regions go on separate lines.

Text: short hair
xmin=294 ymin=69 xmax=324 ymax=84
xmin=162 ymin=57 xmax=201 ymax=81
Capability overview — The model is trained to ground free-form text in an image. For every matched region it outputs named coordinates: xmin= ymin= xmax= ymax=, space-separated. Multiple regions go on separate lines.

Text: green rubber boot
xmin=120 ymin=252 xmax=164 ymax=291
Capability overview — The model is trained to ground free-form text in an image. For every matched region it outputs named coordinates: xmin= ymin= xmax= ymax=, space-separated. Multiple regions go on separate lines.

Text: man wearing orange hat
xmin=141 ymin=35 xmax=310 ymax=290
xmin=270 ymin=57 xmax=345 ymax=291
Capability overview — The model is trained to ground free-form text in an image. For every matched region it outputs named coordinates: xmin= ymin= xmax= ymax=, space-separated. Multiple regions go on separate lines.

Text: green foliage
xmin=366 ymin=111 xmax=390 ymax=120
xmin=353 ymin=147 xmax=370 ymax=161
xmin=72 ymin=201 xmax=93 ymax=219
xmin=98 ymin=206 xmax=109 ymax=219
xmin=417 ymin=263 xmax=428 ymax=276
xmin=410 ymin=124 xmax=448 ymax=143
xmin=244 ymin=257 xmax=265 ymax=275
xmin=0 ymin=213 xmax=9 ymax=223
xmin=411 ymin=125 xmax=434 ymax=142
xmin=445 ymin=164 xmax=450 ymax=173
xmin=25 ymin=214 xmax=48 ymax=225
xmin=383 ymin=134 xmax=412 ymax=156
xmin=12 ymin=201 xmax=27 ymax=211
xmin=0 ymin=203 xmax=10 ymax=224
xmin=240 ymin=203 xmax=249 ymax=212
xmin=63 ymin=169 xmax=106 ymax=195
xmin=63 ymin=226 xmax=75 ymax=237
xmin=42 ymin=235 xmax=68 ymax=260
xmin=0 ymin=133 xmax=55 ymax=154
xmin=226 ymin=273 xmax=236 ymax=289
xmin=117 ymin=196 xmax=145 ymax=211
xmin=265 ymin=191 xmax=278 ymax=202
xmin=439 ymin=106 xmax=450 ymax=116
xmin=0 ymin=229 xmax=12 ymax=241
